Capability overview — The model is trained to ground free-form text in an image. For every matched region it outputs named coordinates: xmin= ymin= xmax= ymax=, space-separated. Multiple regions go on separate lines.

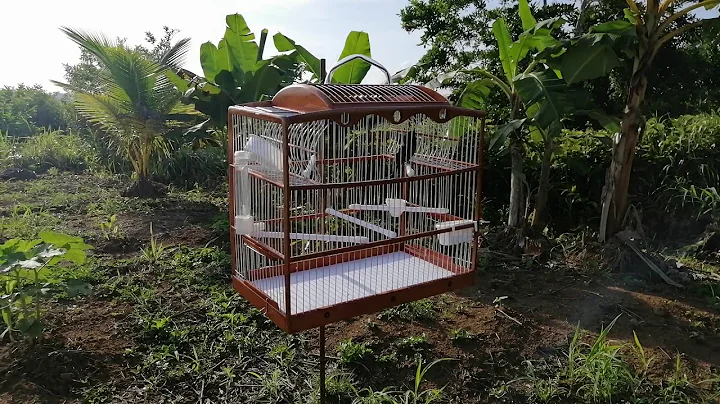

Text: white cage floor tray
xmin=251 ymin=251 xmax=456 ymax=314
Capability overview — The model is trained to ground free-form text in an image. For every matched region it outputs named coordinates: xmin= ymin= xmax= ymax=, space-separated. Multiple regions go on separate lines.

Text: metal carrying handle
xmin=324 ymin=54 xmax=391 ymax=84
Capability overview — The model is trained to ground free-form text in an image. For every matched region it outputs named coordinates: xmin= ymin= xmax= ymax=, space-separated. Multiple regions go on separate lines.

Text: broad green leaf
xmin=225 ymin=14 xmax=254 ymax=39
xmin=518 ymin=0 xmax=537 ymax=31
xmin=166 ymin=70 xmax=189 ymax=93
xmin=200 ymin=42 xmax=230 ymax=84
xmin=457 ymin=80 xmax=494 ymax=110
xmin=214 ymin=70 xmax=238 ymax=94
xmin=624 ymin=8 xmax=638 ymax=24
xmin=704 ymin=0 xmax=720 ymax=9
xmin=66 ymin=279 xmax=92 ymax=298
xmin=559 ymin=44 xmax=620 ymax=85
xmin=273 ymin=33 xmax=322 ymax=81
xmin=39 ymin=231 xmax=82 ymax=248
xmin=532 ymin=17 xmax=566 ymax=33
xmin=578 ymin=110 xmax=621 ymax=132
xmin=14 ymin=239 xmax=42 ymax=253
xmin=241 ymin=62 xmax=284 ymax=101
xmin=17 ymin=317 xmax=43 ymax=338
xmin=591 ymin=20 xmax=635 ymax=35
xmin=62 ymin=249 xmax=87 ymax=265
xmin=490 ymin=119 xmax=526 ymax=150
xmin=332 ymin=31 xmax=372 ymax=84
xmin=1 ymin=308 xmax=11 ymax=329
xmin=223 ymin=27 xmax=260 ymax=74
xmin=492 ymin=19 xmax=515 ymax=83
xmin=515 ymin=69 xmax=578 ymax=129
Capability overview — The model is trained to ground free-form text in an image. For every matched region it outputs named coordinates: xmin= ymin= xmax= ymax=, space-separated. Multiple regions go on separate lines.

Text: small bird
xmin=302 ymin=154 xmax=317 ymax=179
xmin=404 ymin=163 xmax=415 ymax=177
xmin=395 ymin=130 xmax=417 ymax=177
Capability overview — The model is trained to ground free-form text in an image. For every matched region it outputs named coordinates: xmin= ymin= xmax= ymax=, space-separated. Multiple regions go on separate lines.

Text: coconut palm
xmin=53 ymin=28 xmax=196 ymax=197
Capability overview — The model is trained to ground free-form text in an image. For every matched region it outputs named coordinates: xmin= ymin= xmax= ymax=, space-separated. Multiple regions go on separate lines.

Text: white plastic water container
xmin=244 ymin=135 xmax=284 ymax=172
xmin=435 ymin=220 xmax=475 ymax=246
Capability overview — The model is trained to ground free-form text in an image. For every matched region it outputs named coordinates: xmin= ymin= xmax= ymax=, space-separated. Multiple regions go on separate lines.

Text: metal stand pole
xmin=319 ymin=325 xmax=326 ymax=404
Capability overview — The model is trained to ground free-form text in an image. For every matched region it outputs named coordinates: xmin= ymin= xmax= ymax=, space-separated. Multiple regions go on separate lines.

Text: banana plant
xmin=173 ymin=13 xmax=374 ymax=129
xmin=452 ymin=0 xmax=566 ymax=229
xmin=570 ymin=0 xmax=719 ymax=241
xmin=538 ymin=0 xmax=720 ymax=240
xmin=170 ymin=14 xmax=302 ymax=128
xmin=420 ymin=0 xmax=618 ymax=231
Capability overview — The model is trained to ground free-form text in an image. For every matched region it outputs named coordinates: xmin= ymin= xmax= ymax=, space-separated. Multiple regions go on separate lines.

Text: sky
xmin=1 ymin=1 xmax=716 ymax=92
xmin=0 ymin=0 xmax=426 ymax=91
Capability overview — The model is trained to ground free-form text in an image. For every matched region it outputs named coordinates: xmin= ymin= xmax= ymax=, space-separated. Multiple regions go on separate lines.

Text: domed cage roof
xmin=271 ymin=84 xmax=450 ymax=113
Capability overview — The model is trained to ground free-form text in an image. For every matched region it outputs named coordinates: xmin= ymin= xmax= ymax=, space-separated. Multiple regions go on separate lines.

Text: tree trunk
xmin=532 ymin=138 xmax=553 ymax=230
xmin=508 ymin=138 xmax=525 ymax=228
xmin=599 ymin=60 xmax=650 ymax=241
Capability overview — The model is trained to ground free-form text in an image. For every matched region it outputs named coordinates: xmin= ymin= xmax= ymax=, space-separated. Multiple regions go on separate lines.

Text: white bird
xmin=302 ymin=154 xmax=317 ymax=179
xmin=404 ymin=163 xmax=415 ymax=177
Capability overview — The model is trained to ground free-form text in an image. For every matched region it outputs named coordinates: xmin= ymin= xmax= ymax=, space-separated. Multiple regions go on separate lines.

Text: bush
xmin=152 ymin=144 xmax=227 ymax=189
xmin=1 ymin=129 xmax=99 ymax=173
xmin=510 ymin=112 xmax=720 ymax=233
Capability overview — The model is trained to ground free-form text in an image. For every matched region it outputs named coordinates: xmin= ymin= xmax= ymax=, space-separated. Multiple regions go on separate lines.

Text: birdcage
xmin=229 ymin=56 xmax=486 ymax=333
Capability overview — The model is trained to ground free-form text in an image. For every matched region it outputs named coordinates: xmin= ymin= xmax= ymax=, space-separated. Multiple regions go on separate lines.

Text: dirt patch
xmin=0 ymin=299 xmax=133 ymax=404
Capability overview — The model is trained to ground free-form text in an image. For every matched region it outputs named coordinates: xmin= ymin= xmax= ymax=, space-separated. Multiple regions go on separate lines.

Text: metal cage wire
xmin=229 ymin=84 xmax=485 ymax=333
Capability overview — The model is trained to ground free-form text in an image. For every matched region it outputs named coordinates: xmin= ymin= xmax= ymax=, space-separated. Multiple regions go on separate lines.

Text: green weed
xmin=449 ymin=328 xmax=477 ymax=342
xmin=396 ymin=334 xmax=430 ymax=354
xmin=337 ymin=339 xmax=374 ymax=365
xmin=0 ymin=204 xmax=60 ymax=239
xmin=0 ymin=232 xmax=92 ymax=341
xmin=140 ymin=223 xmax=166 ymax=263
xmin=378 ymin=299 xmax=438 ymax=322
xmin=99 ymin=214 xmax=123 ymax=240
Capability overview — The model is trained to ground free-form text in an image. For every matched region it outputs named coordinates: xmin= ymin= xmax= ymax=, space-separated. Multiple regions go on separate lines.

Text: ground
xmin=0 ymin=172 xmax=718 ymax=403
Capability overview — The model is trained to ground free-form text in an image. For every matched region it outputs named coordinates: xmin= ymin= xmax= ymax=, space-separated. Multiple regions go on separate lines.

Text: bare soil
xmin=0 ymin=173 xmax=718 ymax=403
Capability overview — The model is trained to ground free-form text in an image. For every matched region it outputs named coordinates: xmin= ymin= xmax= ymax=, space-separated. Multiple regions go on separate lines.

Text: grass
xmin=0 ymin=129 xmax=99 ymax=173
xmin=0 ymin=204 xmax=60 ymax=239
xmin=378 ymin=299 xmax=438 ymax=322
xmin=337 ymin=340 xmax=374 ymax=366
xmin=515 ymin=315 xmax=720 ymax=404
xmin=2 ymin=171 xmax=720 ymax=404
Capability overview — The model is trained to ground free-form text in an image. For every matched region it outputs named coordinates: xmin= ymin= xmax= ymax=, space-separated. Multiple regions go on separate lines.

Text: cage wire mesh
xmin=231 ymin=109 xmax=483 ymax=320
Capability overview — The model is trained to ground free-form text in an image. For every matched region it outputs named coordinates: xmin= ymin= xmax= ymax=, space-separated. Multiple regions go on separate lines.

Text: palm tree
xmin=54 ymin=28 xmax=196 ymax=197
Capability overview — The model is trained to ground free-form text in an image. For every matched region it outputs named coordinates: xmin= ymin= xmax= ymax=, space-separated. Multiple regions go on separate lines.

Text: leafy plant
xmin=0 ymin=231 xmax=92 ymax=341
xmin=140 ymin=223 xmax=166 ymax=262
xmin=337 ymin=339 xmax=374 ymax=365
xmin=54 ymin=28 xmax=198 ymax=197
xmin=449 ymin=328 xmax=477 ymax=342
xmin=396 ymin=334 xmax=430 ymax=353
xmin=175 ymin=13 xmax=374 ymax=128
xmin=378 ymin=299 xmax=437 ymax=322
xmin=99 ymin=214 xmax=122 ymax=240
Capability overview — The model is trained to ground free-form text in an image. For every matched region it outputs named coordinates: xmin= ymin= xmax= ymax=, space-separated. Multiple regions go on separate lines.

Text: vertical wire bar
xmin=282 ymin=121 xmax=292 ymax=323
xmin=471 ymin=118 xmax=485 ymax=274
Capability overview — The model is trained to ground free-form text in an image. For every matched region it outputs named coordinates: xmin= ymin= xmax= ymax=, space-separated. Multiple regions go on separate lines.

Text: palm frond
xmin=158 ymin=37 xmax=192 ymax=70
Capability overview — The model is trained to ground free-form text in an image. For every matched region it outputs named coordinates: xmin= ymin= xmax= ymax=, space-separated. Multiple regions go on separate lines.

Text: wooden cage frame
xmin=229 ymin=84 xmax=486 ymax=333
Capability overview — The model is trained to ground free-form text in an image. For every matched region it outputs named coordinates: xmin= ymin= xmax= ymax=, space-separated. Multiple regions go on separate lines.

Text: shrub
xmin=5 ymin=129 xmax=99 ymax=172
xmin=152 ymin=144 xmax=227 ymax=189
